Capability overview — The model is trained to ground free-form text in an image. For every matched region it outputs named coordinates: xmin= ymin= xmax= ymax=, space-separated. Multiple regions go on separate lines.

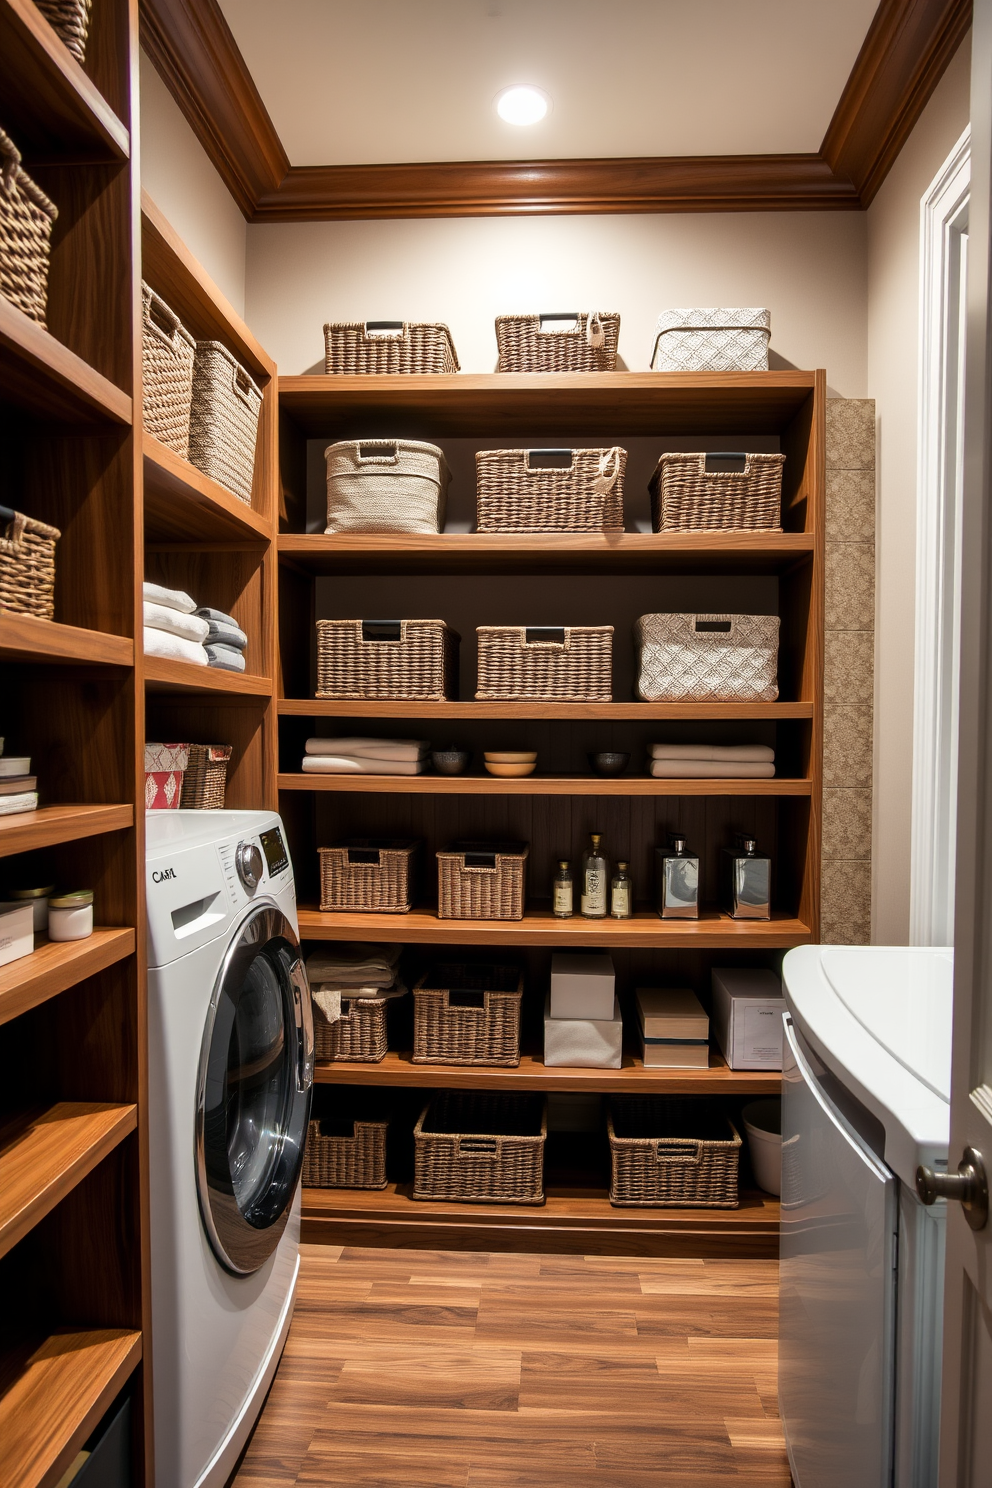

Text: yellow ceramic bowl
xmin=483 ymin=751 xmax=537 ymax=764
xmin=484 ymin=761 xmax=537 ymax=777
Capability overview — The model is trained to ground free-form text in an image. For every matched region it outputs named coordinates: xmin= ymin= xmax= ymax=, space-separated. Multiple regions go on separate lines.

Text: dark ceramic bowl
xmin=588 ymin=751 xmax=631 ymax=778
xmin=432 ymin=748 xmax=471 ymax=776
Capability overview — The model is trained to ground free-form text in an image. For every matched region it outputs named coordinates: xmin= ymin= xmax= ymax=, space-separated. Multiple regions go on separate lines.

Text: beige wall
xmin=138 ymin=53 xmax=248 ymax=317
xmin=866 ymin=37 xmax=971 ymax=944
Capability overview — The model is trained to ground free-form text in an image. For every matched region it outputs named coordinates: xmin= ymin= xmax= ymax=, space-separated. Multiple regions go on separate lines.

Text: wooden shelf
xmin=278 ymin=530 xmax=815 ymax=576
xmin=298 ymin=906 xmax=811 ymax=948
xmin=0 ymin=0 xmax=129 ymax=161
xmin=0 ymin=296 xmax=131 ymax=426
xmin=0 ymin=613 xmax=132 ymax=668
xmin=315 ymin=1048 xmax=781 ymax=1095
xmin=143 ymin=433 xmax=271 ymax=543
xmin=0 ymin=929 xmax=135 ymax=1029
xmin=279 ymin=771 xmax=811 ymax=797
xmin=0 ymin=1327 xmax=141 ymax=1488
xmin=301 ymin=1183 xmax=780 ymax=1258
xmin=279 ymin=698 xmax=814 ymax=721
xmin=0 ymin=1102 xmax=136 ymax=1261
xmin=0 ymin=804 xmax=132 ymax=859
xmin=144 ymin=656 xmax=273 ymax=697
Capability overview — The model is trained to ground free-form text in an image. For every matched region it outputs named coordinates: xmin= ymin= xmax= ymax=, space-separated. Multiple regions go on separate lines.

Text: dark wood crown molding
xmin=140 ymin=0 xmax=971 ymax=220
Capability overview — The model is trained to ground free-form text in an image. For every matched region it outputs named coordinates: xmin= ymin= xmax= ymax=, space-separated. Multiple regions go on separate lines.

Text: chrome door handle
xmin=916 ymin=1147 xmax=989 ymax=1230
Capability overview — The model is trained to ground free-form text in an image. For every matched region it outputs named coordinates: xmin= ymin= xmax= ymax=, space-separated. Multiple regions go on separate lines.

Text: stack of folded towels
xmin=198 ymin=607 xmax=248 ymax=673
xmin=305 ymin=942 xmax=406 ymax=1023
xmin=301 ymin=737 xmax=430 ymax=775
xmin=143 ymin=584 xmax=249 ymax=671
xmin=648 ymin=743 xmax=776 ymax=778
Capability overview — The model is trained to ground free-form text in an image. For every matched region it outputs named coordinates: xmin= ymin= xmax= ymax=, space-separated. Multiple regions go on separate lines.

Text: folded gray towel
xmin=196 ymin=606 xmax=239 ymax=626
xmin=205 ymin=643 xmax=246 ymax=672
xmin=205 ymin=619 xmax=248 ymax=650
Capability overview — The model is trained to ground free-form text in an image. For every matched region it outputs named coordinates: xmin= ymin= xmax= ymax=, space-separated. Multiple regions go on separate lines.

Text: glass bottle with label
xmin=611 ymin=861 xmax=633 ymax=919
xmin=552 ymin=860 xmax=574 ymax=918
xmin=580 ymin=833 xmax=609 ymax=919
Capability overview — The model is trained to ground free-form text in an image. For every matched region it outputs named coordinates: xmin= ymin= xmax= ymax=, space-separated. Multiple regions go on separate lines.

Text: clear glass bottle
xmin=611 ymin=860 xmax=633 ymax=918
xmin=552 ymin=860 xmax=574 ymax=918
xmin=580 ymin=833 xmax=609 ymax=919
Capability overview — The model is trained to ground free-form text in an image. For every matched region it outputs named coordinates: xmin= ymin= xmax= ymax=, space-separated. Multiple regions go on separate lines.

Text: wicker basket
xmin=650 ymin=309 xmax=770 ymax=373
xmin=141 ymin=283 xmax=195 ymax=459
xmin=608 ymin=1097 xmax=741 ymax=1208
xmin=313 ymin=995 xmax=389 ymax=1062
xmin=179 ymin=745 xmax=232 ymax=809
xmin=413 ymin=963 xmax=523 ymax=1066
xmin=324 ymin=321 xmax=459 ymax=375
xmin=635 ymin=612 xmax=779 ymax=703
xmin=476 ymin=625 xmax=612 ymax=702
xmin=34 ymin=0 xmax=92 ymax=61
xmin=325 ymin=439 xmax=449 ymax=534
xmin=0 ymin=129 xmax=58 ymax=325
xmin=650 ymin=452 xmax=784 ymax=533
xmin=188 ymin=341 xmax=262 ymax=504
xmin=476 ymin=447 xmax=626 ymax=533
xmin=437 ymin=841 xmax=528 ymax=921
xmin=413 ymin=1091 xmax=546 ymax=1205
xmin=316 ymin=618 xmax=459 ymax=702
xmin=495 ymin=312 xmax=620 ymax=373
xmin=0 ymin=505 xmax=60 ymax=619
xmin=302 ymin=1113 xmax=388 ymax=1189
xmin=319 ymin=839 xmax=420 ymax=914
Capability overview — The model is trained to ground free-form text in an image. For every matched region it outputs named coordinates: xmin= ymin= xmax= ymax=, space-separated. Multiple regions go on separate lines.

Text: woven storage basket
xmin=188 ymin=341 xmax=262 ymax=504
xmin=319 ymin=839 xmax=420 ymax=914
xmin=179 ymin=744 xmax=232 ymax=809
xmin=650 ymin=452 xmax=784 ymax=532
xmin=316 ymin=618 xmax=459 ymax=701
xmin=635 ymin=613 xmax=779 ymax=702
xmin=313 ymin=996 xmax=389 ymax=1062
xmin=650 ymin=308 xmax=770 ymax=373
xmin=0 ymin=505 xmax=60 ymax=619
xmin=413 ymin=1091 xmax=546 ymax=1205
xmin=325 ymin=439 xmax=449 ymax=534
xmin=476 ymin=447 xmax=626 ymax=533
xmin=0 ymin=129 xmax=58 ymax=325
xmin=495 ymin=312 xmax=620 ymax=372
xmin=302 ymin=1113 xmax=388 ymax=1189
xmin=437 ymin=841 xmax=528 ymax=921
xmin=476 ymin=625 xmax=613 ymax=702
xmin=141 ymin=283 xmax=195 ymax=458
xmin=34 ymin=0 xmax=92 ymax=60
xmin=413 ymin=963 xmax=523 ymax=1066
xmin=324 ymin=321 xmax=459 ymax=375
xmin=608 ymin=1096 xmax=741 ymax=1208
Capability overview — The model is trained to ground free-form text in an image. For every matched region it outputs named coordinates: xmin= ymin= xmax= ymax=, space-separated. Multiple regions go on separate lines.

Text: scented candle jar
xmin=48 ymin=890 xmax=94 ymax=941
xmin=10 ymin=884 xmax=55 ymax=934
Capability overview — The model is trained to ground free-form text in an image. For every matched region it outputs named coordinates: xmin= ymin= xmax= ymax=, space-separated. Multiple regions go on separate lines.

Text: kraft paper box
xmin=544 ymin=993 xmax=622 ymax=1068
xmin=0 ymin=901 xmax=34 ymax=969
xmin=711 ymin=967 xmax=785 ymax=1069
xmin=550 ymin=952 xmax=615 ymax=1020
xmin=635 ymin=987 xmax=709 ymax=1068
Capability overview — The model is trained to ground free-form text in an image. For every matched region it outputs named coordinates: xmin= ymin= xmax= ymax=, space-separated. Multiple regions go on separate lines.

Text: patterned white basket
xmin=635 ymin=613 xmax=779 ymax=702
xmin=650 ymin=309 xmax=770 ymax=373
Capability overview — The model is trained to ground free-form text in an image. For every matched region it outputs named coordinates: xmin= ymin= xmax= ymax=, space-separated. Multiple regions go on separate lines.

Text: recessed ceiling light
xmin=496 ymin=85 xmax=550 ymax=126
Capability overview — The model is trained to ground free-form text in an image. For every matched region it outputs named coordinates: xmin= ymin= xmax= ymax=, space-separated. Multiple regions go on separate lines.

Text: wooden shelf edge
xmin=0 ymin=804 xmax=133 ymax=859
xmin=144 ymin=656 xmax=273 ymax=697
xmin=142 ymin=433 xmax=272 ymax=542
xmin=279 ymin=370 xmax=818 ymax=398
xmin=0 ymin=613 xmax=132 ymax=668
xmin=278 ymin=772 xmax=810 ymax=797
xmin=0 ymin=296 xmax=131 ymax=426
xmin=278 ymin=699 xmax=815 ymax=721
xmin=0 ymin=928 xmax=136 ymax=1028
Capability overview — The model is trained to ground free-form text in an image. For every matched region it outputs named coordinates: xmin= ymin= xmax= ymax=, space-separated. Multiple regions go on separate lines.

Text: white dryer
xmin=146 ymin=810 xmax=314 ymax=1488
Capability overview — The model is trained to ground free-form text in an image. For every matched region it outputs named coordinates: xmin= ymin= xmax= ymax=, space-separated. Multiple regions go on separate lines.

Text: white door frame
xmin=910 ymin=127 xmax=971 ymax=947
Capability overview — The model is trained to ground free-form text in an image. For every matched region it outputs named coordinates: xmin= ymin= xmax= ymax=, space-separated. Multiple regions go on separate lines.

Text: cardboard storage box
xmin=711 ymin=967 xmax=785 ymax=1069
xmin=635 ymin=986 xmax=709 ymax=1068
xmin=0 ymin=901 xmax=34 ymax=969
xmin=544 ymin=993 xmax=623 ymax=1068
xmin=550 ymin=952 xmax=615 ymax=1020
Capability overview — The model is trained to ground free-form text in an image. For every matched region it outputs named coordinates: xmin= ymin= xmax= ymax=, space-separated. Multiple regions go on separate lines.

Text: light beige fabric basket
xmin=413 ymin=963 xmax=523 ymax=1066
xmin=35 ymin=0 xmax=92 ymax=60
xmin=650 ymin=452 xmax=784 ymax=532
xmin=413 ymin=1092 xmax=546 ymax=1205
xmin=475 ymin=447 xmax=625 ymax=533
xmin=650 ymin=309 xmax=770 ymax=373
xmin=324 ymin=321 xmax=459 ymax=375
xmin=635 ymin=613 xmax=779 ymax=702
xmin=476 ymin=625 xmax=613 ymax=702
xmin=325 ymin=439 xmax=449 ymax=534
xmin=0 ymin=129 xmax=58 ymax=325
xmin=495 ymin=312 xmax=620 ymax=372
xmin=188 ymin=341 xmax=262 ymax=504
xmin=437 ymin=841 xmax=529 ymax=921
xmin=141 ymin=283 xmax=196 ymax=459
xmin=316 ymin=618 xmax=459 ymax=701
xmin=0 ymin=506 xmax=60 ymax=619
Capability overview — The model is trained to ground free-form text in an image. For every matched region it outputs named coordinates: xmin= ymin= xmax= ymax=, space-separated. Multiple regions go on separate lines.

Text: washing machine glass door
xmin=195 ymin=901 xmax=314 ymax=1276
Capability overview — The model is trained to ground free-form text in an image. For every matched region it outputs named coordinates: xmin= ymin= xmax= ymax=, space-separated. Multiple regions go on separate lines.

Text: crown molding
xmin=141 ymin=0 xmax=971 ymax=220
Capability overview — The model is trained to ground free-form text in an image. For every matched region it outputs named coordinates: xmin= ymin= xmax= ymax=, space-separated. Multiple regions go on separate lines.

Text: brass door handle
xmin=916 ymin=1147 xmax=989 ymax=1230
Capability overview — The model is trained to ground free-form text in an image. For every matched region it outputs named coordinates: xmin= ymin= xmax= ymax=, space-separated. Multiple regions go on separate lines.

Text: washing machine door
xmin=195 ymin=901 xmax=314 ymax=1276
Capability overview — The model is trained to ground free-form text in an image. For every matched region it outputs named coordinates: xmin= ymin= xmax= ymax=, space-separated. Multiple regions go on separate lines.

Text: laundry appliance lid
xmin=782 ymin=944 xmax=952 ymax=1186
xmin=146 ymin=808 xmax=282 ymax=859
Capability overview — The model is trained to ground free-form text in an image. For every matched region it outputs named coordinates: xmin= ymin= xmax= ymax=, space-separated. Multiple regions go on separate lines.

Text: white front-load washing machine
xmin=146 ymin=810 xmax=314 ymax=1488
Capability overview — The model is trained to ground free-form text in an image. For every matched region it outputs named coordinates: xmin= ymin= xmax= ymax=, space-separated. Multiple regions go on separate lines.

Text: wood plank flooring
xmin=231 ymin=1244 xmax=790 ymax=1487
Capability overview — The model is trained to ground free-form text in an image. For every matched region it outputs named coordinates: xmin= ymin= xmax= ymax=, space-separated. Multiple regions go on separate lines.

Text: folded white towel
xmin=650 ymin=743 xmax=775 ymax=762
xmin=305 ymin=737 xmax=429 ymax=761
xmin=650 ymin=760 xmax=776 ymax=778
xmin=143 ymin=581 xmax=196 ymax=614
xmin=302 ymin=755 xmax=425 ymax=775
xmin=0 ymin=791 xmax=38 ymax=815
xmin=143 ymin=627 xmax=209 ymax=666
xmin=144 ymin=602 xmax=210 ymax=644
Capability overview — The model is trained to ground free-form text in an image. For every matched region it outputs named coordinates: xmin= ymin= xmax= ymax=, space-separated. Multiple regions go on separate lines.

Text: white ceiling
xmin=218 ymin=0 xmax=880 ymax=167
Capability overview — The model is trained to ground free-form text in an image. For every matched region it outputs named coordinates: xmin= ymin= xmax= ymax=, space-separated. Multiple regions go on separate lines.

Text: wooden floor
xmin=231 ymin=1243 xmax=791 ymax=1487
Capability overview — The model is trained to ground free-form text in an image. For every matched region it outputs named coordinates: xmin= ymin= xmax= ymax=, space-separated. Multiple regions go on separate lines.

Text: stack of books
xmin=0 ymin=746 xmax=37 ymax=817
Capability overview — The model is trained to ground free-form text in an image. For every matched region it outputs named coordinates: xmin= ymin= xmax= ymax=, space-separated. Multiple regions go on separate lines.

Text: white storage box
xmin=550 ymin=952 xmax=615 ymax=1019
xmin=636 ymin=987 xmax=709 ymax=1068
xmin=711 ymin=967 xmax=785 ymax=1069
xmin=544 ymin=993 xmax=622 ymax=1069
xmin=324 ymin=439 xmax=450 ymax=535
xmin=650 ymin=308 xmax=771 ymax=373
xmin=0 ymin=901 xmax=34 ymax=968
xmin=635 ymin=612 xmax=779 ymax=703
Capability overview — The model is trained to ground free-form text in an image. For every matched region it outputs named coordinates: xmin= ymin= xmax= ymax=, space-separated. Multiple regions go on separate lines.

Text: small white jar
xmin=10 ymin=885 xmax=55 ymax=934
xmin=48 ymin=890 xmax=94 ymax=942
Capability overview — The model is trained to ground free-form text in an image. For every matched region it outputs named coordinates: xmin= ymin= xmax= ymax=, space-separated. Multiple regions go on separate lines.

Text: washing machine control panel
xmin=235 ymin=841 xmax=264 ymax=890
xmin=218 ymin=826 xmax=292 ymax=907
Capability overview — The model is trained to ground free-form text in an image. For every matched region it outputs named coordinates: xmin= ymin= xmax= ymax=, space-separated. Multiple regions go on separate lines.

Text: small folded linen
xmin=312 ymin=979 xmax=407 ymax=1025
xmin=307 ymin=944 xmax=400 ymax=988
xmin=143 ymin=581 xmax=196 ymax=614
xmin=143 ymin=627 xmax=208 ymax=666
xmin=0 ymin=791 xmax=38 ymax=815
xmin=205 ymin=643 xmax=246 ymax=672
xmin=302 ymin=755 xmax=425 ymax=776
xmin=650 ymin=760 xmax=776 ymax=779
xmin=649 ymin=743 xmax=775 ymax=763
xmin=144 ymin=601 xmax=210 ymax=644
xmin=196 ymin=609 xmax=248 ymax=651
xmin=305 ymin=737 xmax=429 ymax=762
